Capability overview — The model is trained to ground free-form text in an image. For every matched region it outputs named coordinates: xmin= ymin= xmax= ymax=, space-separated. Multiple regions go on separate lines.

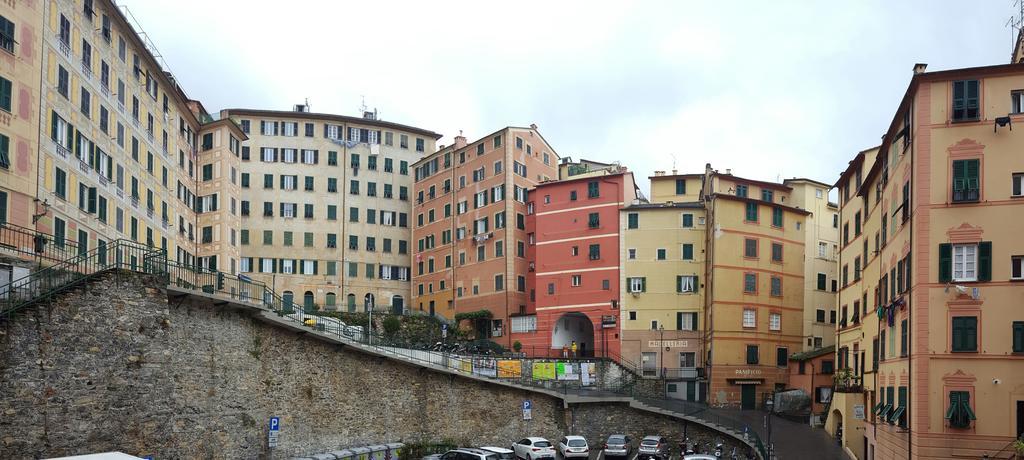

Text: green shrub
xmin=513 ymin=340 xmax=522 ymax=352
xmin=383 ymin=316 xmax=401 ymax=335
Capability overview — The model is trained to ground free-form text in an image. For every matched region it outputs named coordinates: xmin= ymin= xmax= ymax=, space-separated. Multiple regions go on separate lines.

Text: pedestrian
xmin=571 ymin=341 xmax=578 ymax=358
xmin=562 ymin=344 xmax=569 ymax=358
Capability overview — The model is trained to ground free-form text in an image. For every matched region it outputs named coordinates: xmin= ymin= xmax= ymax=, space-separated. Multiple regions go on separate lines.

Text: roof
xmin=715 ymin=173 xmax=792 ymax=192
xmin=833 ymin=146 xmax=878 ymax=188
xmin=200 ymin=118 xmax=248 ymax=140
xmin=221 ymin=108 xmax=442 ymax=139
xmin=413 ymin=125 xmax=562 ymax=168
xmin=649 ymin=172 xmax=703 ymax=180
xmin=534 ymin=170 xmax=631 ymax=189
xmin=622 ymin=201 xmax=704 ymax=210
xmin=783 ymin=177 xmax=833 ymax=188
xmin=789 ymin=345 xmax=836 ymax=361
xmin=708 ymin=193 xmax=812 ymax=216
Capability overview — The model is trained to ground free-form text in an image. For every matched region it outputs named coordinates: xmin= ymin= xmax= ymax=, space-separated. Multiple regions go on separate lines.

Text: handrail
xmin=0 ymin=222 xmax=81 ymax=264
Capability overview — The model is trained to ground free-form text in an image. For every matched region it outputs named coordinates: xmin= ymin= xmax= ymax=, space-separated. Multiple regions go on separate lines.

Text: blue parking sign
xmin=523 ymin=400 xmax=532 ymax=410
xmin=269 ymin=416 xmax=280 ymax=432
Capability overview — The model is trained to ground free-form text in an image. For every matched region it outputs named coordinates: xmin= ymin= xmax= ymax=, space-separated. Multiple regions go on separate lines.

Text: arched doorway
xmin=551 ymin=312 xmax=595 ymax=357
xmin=325 ymin=293 xmax=336 ymax=310
xmin=282 ymin=291 xmax=294 ymax=313
xmin=392 ymin=295 xmax=404 ymax=314
xmin=303 ymin=291 xmax=315 ymax=312
xmin=347 ymin=293 xmax=356 ymax=312
xmin=831 ymin=409 xmax=844 ymax=447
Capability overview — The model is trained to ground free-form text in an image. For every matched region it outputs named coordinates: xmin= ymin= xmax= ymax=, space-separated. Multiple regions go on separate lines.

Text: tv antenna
xmin=359 ymin=95 xmax=368 ymax=113
xmin=669 ymin=153 xmax=677 ymax=170
xmin=1008 ymin=0 xmax=1024 ymax=48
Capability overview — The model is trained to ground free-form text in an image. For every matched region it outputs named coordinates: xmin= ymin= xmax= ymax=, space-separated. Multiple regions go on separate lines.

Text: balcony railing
xmin=56 ymin=36 xmax=70 ymax=58
xmin=834 ymin=373 xmax=863 ymax=393
xmin=952 ymin=188 xmax=979 ymax=203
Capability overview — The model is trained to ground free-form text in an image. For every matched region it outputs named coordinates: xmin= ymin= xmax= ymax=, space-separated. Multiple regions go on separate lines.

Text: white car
xmin=512 ymin=437 xmax=555 ymax=460
xmin=480 ymin=446 xmax=516 ymax=460
xmin=557 ymin=436 xmax=589 ymax=459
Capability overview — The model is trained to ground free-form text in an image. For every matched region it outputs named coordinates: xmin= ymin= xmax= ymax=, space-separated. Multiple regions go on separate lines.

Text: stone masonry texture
xmin=0 ymin=271 xmax=742 ymax=459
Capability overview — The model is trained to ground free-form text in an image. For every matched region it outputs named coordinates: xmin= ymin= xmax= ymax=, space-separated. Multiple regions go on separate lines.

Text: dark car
xmin=602 ymin=435 xmax=632 ymax=458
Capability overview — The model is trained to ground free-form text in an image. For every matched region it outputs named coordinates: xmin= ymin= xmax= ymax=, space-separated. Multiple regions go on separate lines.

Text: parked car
xmin=556 ymin=436 xmax=589 ymax=458
xmin=512 ymin=437 xmax=556 ymax=460
xmin=637 ymin=436 xmax=671 ymax=460
xmin=479 ymin=446 xmax=516 ymax=460
xmin=438 ymin=448 xmax=500 ymax=460
xmin=602 ymin=434 xmax=633 ymax=458
xmin=682 ymin=455 xmax=717 ymax=460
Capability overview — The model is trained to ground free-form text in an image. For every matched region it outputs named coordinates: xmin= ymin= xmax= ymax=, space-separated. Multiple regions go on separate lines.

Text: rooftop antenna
xmin=305 ymin=97 xmax=310 ymax=112
xmin=1008 ymin=0 xmax=1024 ymax=50
xmin=669 ymin=153 xmax=677 ymax=171
xmin=360 ymin=95 xmax=368 ymax=114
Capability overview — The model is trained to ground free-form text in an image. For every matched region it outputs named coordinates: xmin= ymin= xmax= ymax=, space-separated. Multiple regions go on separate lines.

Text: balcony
xmin=834 ymin=371 xmax=863 ymax=393
xmin=98 ymin=175 xmax=108 ymax=187
xmin=130 ymin=196 xmax=139 ymax=208
xmin=100 ymin=82 xmax=110 ymax=98
xmin=80 ymin=60 xmax=92 ymax=78
xmin=663 ymin=367 xmax=701 ymax=380
xmin=56 ymin=36 xmax=70 ymax=58
xmin=78 ymin=159 xmax=89 ymax=173
xmin=55 ymin=143 xmax=69 ymax=159
xmin=952 ymin=188 xmax=979 ymax=203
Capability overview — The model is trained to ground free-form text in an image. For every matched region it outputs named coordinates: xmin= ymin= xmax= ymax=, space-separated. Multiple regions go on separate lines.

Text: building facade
xmin=620 ymin=172 xmax=706 ymax=401
xmin=410 ymin=126 xmax=557 ymax=346
xmin=516 ymin=168 xmax=637 ymax=358
xmin=0 ymin=0 xmax=42 ymax=230
xmin=702 ymin=167 xmax=810 ymax=409
xmin=784 ymin=178 xmax=840 ymax=352
xmin=36 ymin=0 xmax=202 ymax=267
xmin=223 ymin=107 xmax=439 ymax=313
xmin=828 ymin=61 xmax=1024 ymax=459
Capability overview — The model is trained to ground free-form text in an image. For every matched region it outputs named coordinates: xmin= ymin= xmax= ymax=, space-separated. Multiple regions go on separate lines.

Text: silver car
xmin=637 ymin=436 xmax=671 ymax=460
xmin=602 ymin=435 xmax=632 ymax=458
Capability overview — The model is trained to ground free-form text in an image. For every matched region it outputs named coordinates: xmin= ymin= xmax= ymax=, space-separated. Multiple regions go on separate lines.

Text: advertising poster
xmin=556 ymin=362 xmax=580 ymax=380
xmin=580 ymin=362 xmax=595 ymax=386
xmin=532 ymin=362 xmax=556 ymax=380
xmin=473 ymin=358 xmax=497 ymax=377
xmin=497 ymin=360 xmax=522 ymax=378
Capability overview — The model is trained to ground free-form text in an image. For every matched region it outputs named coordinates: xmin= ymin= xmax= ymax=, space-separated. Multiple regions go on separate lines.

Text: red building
xmin=514 ymin=168 xmax=637 ymax=358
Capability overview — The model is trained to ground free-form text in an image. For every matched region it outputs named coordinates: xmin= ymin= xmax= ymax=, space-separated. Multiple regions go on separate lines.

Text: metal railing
xmin=1 ymin=239 xmax=165 ymax=319
xmin=0 ymin=222 xmax=81 ymax=265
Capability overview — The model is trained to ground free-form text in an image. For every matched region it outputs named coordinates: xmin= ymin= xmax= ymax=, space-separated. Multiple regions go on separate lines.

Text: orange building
xmin=410 ymin=126 xmax=558 ymax=347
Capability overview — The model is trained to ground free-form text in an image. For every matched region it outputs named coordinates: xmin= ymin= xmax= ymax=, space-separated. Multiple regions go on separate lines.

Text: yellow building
xmin=223 ymin=107 xmax=439 ymax=313
xmin=195 ymin=109 xmax=246 ymax=276
xmin=828 ymin=61 xmax=1024 ymax=459
xmin=702 ymin=166 xmax=810 ymax=409
xmin=620 ymin=172 xmax=706 ymax=401
xmin=0 ymin=0 xmax=43 ymax=230
xmin=35 ymin=0 xmax=201 ymax=266
xmin=783 ymin=178 xmax=840 ymax=351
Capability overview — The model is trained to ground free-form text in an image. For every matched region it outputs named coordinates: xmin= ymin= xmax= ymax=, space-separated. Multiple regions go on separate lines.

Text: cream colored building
xmin=223 ymin=107 xmax=439 ymax=313
xmin=35 ymin=0 xmax=201 ymax=266
xmin=195 ymin=111 xmax=245 ymax=275
xmin=783 ymin=178 xmax=840 ymax=351
xmin=621 ymin=172 xmax=706 ymax=401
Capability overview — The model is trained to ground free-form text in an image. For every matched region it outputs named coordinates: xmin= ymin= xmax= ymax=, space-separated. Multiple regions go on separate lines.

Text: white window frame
xmin=1013 ymin=255 xmax=1024 ymax=280
xmin=283 ymin=175 xmax=296 ymax=190
xmin=282 ymin=148 xmax=296 ymax=163
xmin=349 ymin=127 xmax=360 ymax=141
xmin=327 ymin=125 xmax=340 ymax=140
xmin=303 ymin=260 xmax=314 ymax=274
xmin=816 ymin=189 xmax=824 ymax=199
xmin=629 ymin=277 xmax=643 ymax=293
xmin=397 ymin=267 xmax=409 ymax=281
xmin=571 ymin=275 xmax=581 ymax=287
xmin=769 ymin=312 xmax=781 ymax=331
xmin=261 ymin=259 xmax=273 ymax=273
xmin=303 ymin=149 xmax=316 ymax=164
xmin=511 ymin=315 xmax=537 ymax=333
xmin=240 ymin=258 xmax=251 ymax=273
xmin=952 ymin=243 xmax=978 ymax=282
xmin=679 ymin=351 xmax=696 ymax=368
xmin=283 ymin=203 xmax=296 ymax=218
xmin=281 ymin=259 xmax=294 ymax=274
xmin=679 ymin=313 xmax=696 ymax=331
xmin=1013 ymin=90 xmax=1024 ymax=114
xmin=368 ymin=130 xmax=378 ymax=144
xmin=818 ymin=242 xmax=828 ymax=258
xmin=382 ymin=212 xmax=393 ymax=226
xmin=381 ymin=265 xmax=392 ymax=280
xmin=283 ymin=122 xmax=297 ymax=137
xmin=743 ymin=309 xmax=756 ymax=328
xmin=261 ymin=121 xmax=274 ymax=136
xmin=678 ymin=275 xmax=696 ymax=293
xmin=261 ymin=147 xmax=274 ymax=162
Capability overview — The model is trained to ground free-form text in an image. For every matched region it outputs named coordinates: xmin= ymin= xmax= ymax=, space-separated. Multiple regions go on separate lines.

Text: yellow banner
xmin=497 ymin=360 xmax=522 ymax=378
xmin=532 ymin=362 xmax=556 ymax=380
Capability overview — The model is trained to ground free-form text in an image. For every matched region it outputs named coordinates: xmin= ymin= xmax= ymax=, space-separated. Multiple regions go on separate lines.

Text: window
xmin=571 ymin=275 xmax=581 ymax=287
xmin=900 ymin=319 xmax=908 ymax=357
xmin=675 ymin=179 xmax=686 ymax=194
xmin=743 ymin=309 xmax=756 ymax=327
xmin=745 ymin=202 xmax=758 ymax=222
xmin=817 ymin=273 xmax=827 ymax=290
xmin=736 ymin=184 xmax=748 ymax=197
xmin=588 ymin=244 xmax=600 ymax=260
xmin=676 ymin=275 xmax=697 ymax=293
xmin=816 ymin=309 xmax=826 ymax=323
xmin=682 ymin=213 xmax=693 ymax=228
xmin=951 ymin=79 xmax=979 ymax=122
xmin=628 ymin=277 xmax=646 ymax=293
xmin=1014 ymin=256 xmax=1024 ymax=280
xmin=821 ymin=360 xmax=834 ymax=374
xmin=681 ymin=244 xmax=693 ymax=260
xmin=744 ymin=238 xmax=757 ymax=258
xmin=761 ymin=189 xmax=774 ymax=202
xmin=951 ymin=159 xmax=980 ymax=202
xmin=587 ymin=181 xmax=600 ymax=198
xmin=0 ymin=16 xmax=13 ymax=54
xmin=776 ymin=347 xmax=787 ymax=366
xmin=769 ymin=313 xmax=781 ymax=331
xmin=1013 ymin=90 xmax=1024 ymax=114
xmin=627 ymin=213 xmax=638 ymax=229
xmin=770 ymin=276 xmax=782 ymax=296
xmin=743 ymin=273 xmax=756 ymax=293
xmin=772 ymin=207 xmax=783 ymax=227
xmin=942 ymin=242 xmax=992 ymax=282
xmin=746 ymin=345 xmax=759 ymax=364
xmin=951 ymin=316 xmax=977 ymax=352
xmin=628 ymin=248 xmax=636 ymax=259
xmin=771 ymin=242 xmax=783 ymax=262
xmin=657 ymin=249 xmax=666 ymax=260
xmin=1013 ymin=321 xmax=1024 ymax=353
xmin=945 ymin=391 xmax=976 ymax=429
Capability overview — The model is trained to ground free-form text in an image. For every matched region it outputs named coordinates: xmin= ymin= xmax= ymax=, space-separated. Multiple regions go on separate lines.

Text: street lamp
xmin=765 ymin=398 xmax=774 ymax=459
xmin=659 ymin=324 xmax=665 ymax=378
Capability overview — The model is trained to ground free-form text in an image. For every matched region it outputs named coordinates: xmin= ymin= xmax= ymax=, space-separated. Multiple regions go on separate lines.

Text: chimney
xmin=529 ymin=123 xmax=538 ymax=130
xmin=725 ymin=168 xmax=732 ymax=175
xmin=453 ymin=131 xmax=468 ymax=149
xmin=671 ymin=169 xmax=678 ymax=176
xmin=913 ymin=63 xmax=928 ymax=75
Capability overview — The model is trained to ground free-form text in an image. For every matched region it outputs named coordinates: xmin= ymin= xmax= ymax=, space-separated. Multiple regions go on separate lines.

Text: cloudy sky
xmin=121 ymin=0 xmax=1014 ymax=193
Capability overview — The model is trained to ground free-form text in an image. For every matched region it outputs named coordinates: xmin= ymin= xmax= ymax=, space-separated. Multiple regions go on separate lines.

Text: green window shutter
xmin=682 ymin=214 xmax=693 ymax=227
xmin=693 ymin=275 xmax=699 ymax=294
xmin=952 ymin=160 xmax=965 ymax=191
xmin=772 ymin=207 xmax=783 ymax=227
xmin=1014 ymin=322 xmax=1024 ymax=353
xmin=683 ymin=244 xmax=693 ymax=260
xmin=676 ymin=275 xmax=682 ymax=293
xmin=676 ymin=179 xmax=685 ymax=194
xmin=966 ymin=159 xmax=979 ymax=191
xmin=628 ymin=213 xmax=638 ymax=229
xmin=745 ymin=202 xmax=758 ymax=222
xmin=945 ymin=392 xmax=959 ymax=420
xmin=938 ymin=243 xmax=952 ymax=283
xmin=641 ymin=277 xmax=646 ymax=292
xmin=50 ymin=110 xmax=58 ymax=140
xmin=978 ymin=241 xmax=991 ymax=282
